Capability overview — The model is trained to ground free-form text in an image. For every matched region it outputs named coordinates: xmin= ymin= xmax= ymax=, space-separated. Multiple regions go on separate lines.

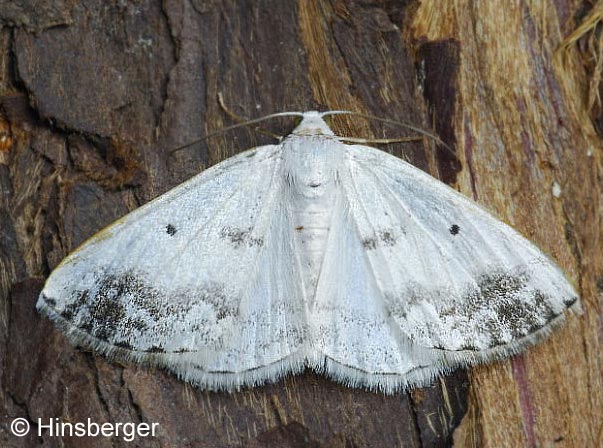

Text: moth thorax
xmin=284 ymin=136 xmax=340 ymax=197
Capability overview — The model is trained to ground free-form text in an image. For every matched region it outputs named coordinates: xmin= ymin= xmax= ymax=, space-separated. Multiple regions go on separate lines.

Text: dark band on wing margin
xmin=40 ymin=293 xmax=200 ymax=354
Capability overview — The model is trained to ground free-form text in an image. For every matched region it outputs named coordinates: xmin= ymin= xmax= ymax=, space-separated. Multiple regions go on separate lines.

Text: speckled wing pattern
xmin=38 ymin=112 xmax=579 ymax=393
xmin=38 ymin=144 xmax=310 ymax=389
xmin=314 ymin=143 xmax=578 ymax=390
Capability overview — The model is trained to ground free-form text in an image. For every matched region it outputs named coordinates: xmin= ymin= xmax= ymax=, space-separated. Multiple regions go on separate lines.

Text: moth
xmin=38 ymin=111 xmax=579 ymax=393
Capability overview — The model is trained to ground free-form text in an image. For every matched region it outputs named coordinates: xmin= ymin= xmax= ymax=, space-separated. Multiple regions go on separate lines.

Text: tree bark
xmin=0 ymin=1 xmax=601 ymax=447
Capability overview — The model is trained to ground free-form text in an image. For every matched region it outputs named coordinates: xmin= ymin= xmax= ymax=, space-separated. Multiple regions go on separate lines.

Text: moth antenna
xmin=217 ymin=92 xmax=292 ymax=141
xmin=321 ymin=110 xmax=457 ymax=160
xmin=337 ymin=136 xmax=423 ymax=145
xmin=169 ymin=105 xmax=304 ymax=155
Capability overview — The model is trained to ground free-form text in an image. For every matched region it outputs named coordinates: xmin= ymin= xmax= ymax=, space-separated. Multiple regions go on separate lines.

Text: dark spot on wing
xmin=56 ymin=270 xmax=240 ymax=350
xmin=295 ymin=226 xmax=304 ymax=231
xmin=73 ymin=277 xmax=128 ymax=342
xmin=449 ymin=224 xmax=460 ymax=235
xmin=563 ymin=296 xmax=578 ymax=307
xmin=200 ymin=284 xmax=237 ymax=320
xmin=363 ymin=229 xmax=399 ymax=250
xmin=458 ymin=344 xmax=479 ymax=351
xmin=363 ymin=238 xmax=377 ymax=250
xmin=145 ymin=346 xmax=166 ymax=353
xmin=61 ymin=290 xmax=90 ymax=320
xmin=308 ymin=182 xmax=321 ymax=188
xmin=219 ymin=226 xmax=264 ymax=248
xmin=123 ymin=317 xmax=148 ymax=332
xmin=466 ymin=272 xmax=561 ymax=343
xmin=166 ymin=224 xmax=177 ymax=236
xmin=379 ymin=230 xmax=396 ymax=246
xmin=41 ymin=294 xmax=56 ymax=307
xmin=471 ymin=272 xmax=526 ymax=305
xmin=387 ymin=269 xmax=569 ymax=350
xmin=115 ymin=341 xmax=134 ymax=350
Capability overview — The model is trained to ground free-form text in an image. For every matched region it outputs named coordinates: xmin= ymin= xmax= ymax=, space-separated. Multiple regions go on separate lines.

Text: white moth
xmin=38 ymin=111 xmax=579 ymax=393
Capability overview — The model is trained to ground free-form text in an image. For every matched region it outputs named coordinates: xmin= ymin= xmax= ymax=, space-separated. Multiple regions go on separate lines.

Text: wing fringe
xmin=38 ymin=297 xmax=576 ymax=394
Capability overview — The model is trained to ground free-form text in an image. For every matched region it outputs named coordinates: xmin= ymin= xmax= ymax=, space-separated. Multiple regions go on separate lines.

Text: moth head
xmin=291 ymin=111 xmax=335 ymax=137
